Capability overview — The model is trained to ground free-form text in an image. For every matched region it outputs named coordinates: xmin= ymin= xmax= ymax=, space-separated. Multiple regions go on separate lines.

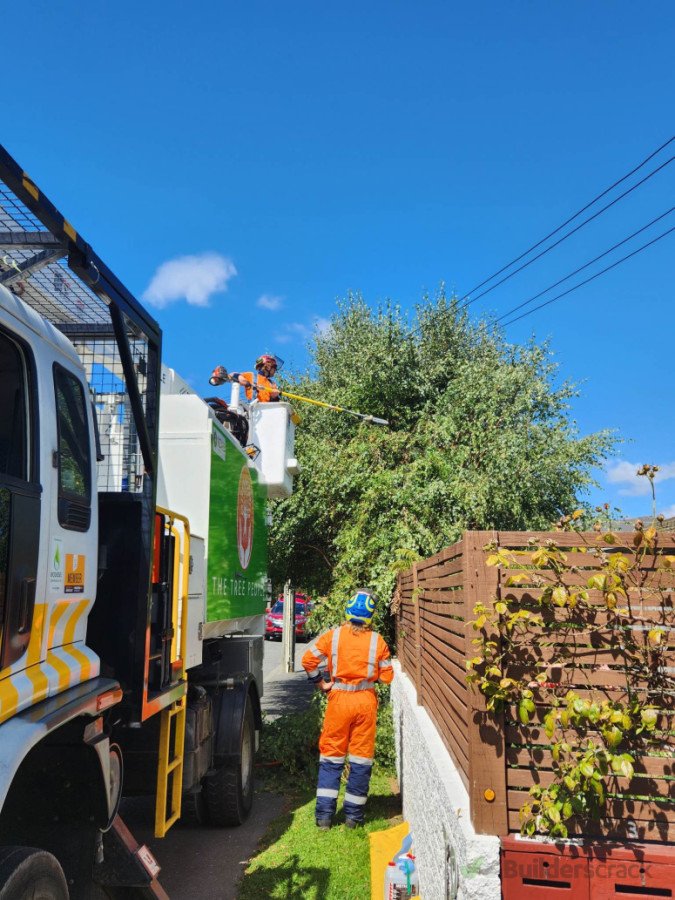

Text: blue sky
xmin=3 ymin=1 xmax=674 ymax=518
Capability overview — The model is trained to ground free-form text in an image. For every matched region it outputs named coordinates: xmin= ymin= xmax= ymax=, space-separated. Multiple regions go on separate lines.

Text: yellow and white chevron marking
xmin=0 ymin=598 xmax=100 ymax=726
xmin=47 ymin=597 xmax=92 ymax=650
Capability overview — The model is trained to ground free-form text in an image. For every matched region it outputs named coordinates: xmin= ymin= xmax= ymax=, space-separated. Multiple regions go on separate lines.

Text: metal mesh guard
xmin=0 ymin=175 xmax=148 ymax=492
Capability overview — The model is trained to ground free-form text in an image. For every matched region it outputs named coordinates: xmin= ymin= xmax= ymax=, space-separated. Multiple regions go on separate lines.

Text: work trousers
xmin=315 ymin=688 xmax=377 ymax=823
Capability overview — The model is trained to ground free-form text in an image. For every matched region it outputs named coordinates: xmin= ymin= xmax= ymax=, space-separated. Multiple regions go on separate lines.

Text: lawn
xmin=238 ymin=770 xmax=402 ymax=900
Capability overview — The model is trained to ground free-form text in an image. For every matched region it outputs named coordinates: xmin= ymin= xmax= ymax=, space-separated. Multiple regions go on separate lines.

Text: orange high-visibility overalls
xmin=302 ymin=624 xmax=394 ymax=823
xmin=239 ymin=372 xmax=278 ymax=403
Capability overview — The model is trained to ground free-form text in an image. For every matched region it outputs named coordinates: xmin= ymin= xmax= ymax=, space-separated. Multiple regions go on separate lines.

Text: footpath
xmin=123 ymin=641 xmax=314 ymax=900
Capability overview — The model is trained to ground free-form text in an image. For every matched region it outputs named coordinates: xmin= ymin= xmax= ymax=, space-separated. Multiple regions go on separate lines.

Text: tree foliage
xmin=269 ymin=290 xmax=614 ymax=634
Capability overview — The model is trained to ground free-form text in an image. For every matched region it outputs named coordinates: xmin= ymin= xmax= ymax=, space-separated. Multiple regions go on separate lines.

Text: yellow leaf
xmin=552 ymin=586 xmax=568 ymax=607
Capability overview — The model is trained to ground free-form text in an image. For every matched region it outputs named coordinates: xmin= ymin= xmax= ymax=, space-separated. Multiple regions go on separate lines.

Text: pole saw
xmin=208 ymin=366 xmax=389 ymax=426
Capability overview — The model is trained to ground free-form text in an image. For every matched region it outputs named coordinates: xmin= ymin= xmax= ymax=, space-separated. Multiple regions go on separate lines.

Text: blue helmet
xmin=345 ymin=589 xmax=377 ymax=623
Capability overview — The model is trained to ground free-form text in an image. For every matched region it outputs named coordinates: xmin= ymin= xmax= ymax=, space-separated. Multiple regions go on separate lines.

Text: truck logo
xmin=65 ymin=553 xmax=85 ymax=593
xmin=237 ymin=467 xmax=254 ymax=570
xmin=49 ymin=538 xmax=64 ymax=593
xmin=212 ymin=428 xmax=226 ymax=461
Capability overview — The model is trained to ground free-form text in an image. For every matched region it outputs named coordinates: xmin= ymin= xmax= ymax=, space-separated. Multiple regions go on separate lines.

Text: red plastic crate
xmin=501 ymin=837 xmax=675 ymax=900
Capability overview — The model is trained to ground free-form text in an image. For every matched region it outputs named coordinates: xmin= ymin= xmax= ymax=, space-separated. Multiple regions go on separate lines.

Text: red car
xmin=265 ymin=594 xmax=312 ymax=641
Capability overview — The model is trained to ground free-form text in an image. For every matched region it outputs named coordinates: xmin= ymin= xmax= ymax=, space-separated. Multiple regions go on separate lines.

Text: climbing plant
xmin=466 ymin=503 xmax=674 ymax=837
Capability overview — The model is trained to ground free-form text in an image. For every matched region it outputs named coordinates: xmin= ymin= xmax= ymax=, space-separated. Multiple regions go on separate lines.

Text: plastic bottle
xmin=383 ymin=853 xmax=419 ymax=899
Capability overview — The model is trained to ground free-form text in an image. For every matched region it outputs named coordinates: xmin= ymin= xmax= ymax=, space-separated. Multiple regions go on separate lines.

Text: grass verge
xmin=238 ymin=771 xmax=402 ymax=900
xmin=238 ymin=685 xmax=401 ymax=899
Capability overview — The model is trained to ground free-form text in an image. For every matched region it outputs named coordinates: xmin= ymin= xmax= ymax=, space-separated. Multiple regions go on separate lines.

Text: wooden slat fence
xmin=396 ymin=530 xmax=675 ymax=842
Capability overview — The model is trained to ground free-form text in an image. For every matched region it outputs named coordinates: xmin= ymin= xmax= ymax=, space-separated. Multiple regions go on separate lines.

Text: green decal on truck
xmin=207 ymin=424 xmax=268 ymax=621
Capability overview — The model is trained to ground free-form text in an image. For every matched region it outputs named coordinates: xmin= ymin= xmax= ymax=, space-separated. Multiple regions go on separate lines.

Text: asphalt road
xmin=123 ymin=634 xmax=315 ymax=899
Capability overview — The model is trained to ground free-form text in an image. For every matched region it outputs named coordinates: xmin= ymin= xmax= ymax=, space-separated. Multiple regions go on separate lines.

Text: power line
xmin=459 ymin=135 xmax=674 ymax=302
xmin=460 ymin=152 xmax=675 ymax=310
xmin=494 ymin=206 xmax=675 ymax=324
xmin=499 ymin=224 xmax=675 ymax=328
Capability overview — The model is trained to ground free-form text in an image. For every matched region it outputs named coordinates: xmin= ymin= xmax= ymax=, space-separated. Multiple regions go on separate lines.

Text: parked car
xmin=265 ymin=594 xmax=313 ymax=641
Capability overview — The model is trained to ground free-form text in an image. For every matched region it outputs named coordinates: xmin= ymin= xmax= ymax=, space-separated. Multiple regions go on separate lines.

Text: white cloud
xmin=276 ymin=317 xmax=331 ymax=344
xmin=276 ymin=323 xmax=307 ymax=344
xmin=257 ymin=294 xmax=283 ymax=311
xmin=606 ymin=460 xmax=675 ymax=497
xmin=143 ymin=253 xmax=237 ymax=308
xmin=661 ymin=504 xmax=675 ymax=518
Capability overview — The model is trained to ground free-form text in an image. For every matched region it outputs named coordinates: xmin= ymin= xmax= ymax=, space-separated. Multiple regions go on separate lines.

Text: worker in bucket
xmin=301 ymin=590 xmax=394 ymax=830
xmin=209 ymin=354 xmax=282 ymax=402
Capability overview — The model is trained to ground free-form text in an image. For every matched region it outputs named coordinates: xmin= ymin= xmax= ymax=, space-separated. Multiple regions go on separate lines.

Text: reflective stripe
xmin=348 ymin=755 xmax=374 ymax=766
xmin=332 ymin=680 xmax=374 ymax=692
xmin=344 ymin=792 xmax=367 ymax=805
xmin=310 ymin=646 xmax=326 ymax=659
xmin=367 ymin=631 xmax=378 ymax=680
xmin=379 ymin=659 xmax=392 ymax=668
xmin=317 ymin=788 xmax=339 ymax=798
xmin=331 ymin=626 xmax=341 ymax=675
xmin=320 ymin=755 xmax=345 ymax=764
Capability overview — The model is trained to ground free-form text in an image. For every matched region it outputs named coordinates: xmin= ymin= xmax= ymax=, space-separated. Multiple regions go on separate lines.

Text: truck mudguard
xmin=213 ymin=675 xmax=261 ymax=766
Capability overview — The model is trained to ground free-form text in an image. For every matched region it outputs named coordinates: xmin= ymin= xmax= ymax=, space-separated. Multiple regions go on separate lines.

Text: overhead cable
xmin=459 ymin=135 xmax=674 ymax=303
xmin=495 ymin=206 xmax=675 ymax=324
xmin=499 ymin=224 xmax=675 ymax=327
xmin=461 ymin=151 xmax=675 ymax=310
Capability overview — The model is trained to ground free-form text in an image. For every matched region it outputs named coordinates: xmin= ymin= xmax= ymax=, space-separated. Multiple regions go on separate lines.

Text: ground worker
xmin=209 ymin=354 xmax=281 ymax=402
xmin=301 ymin=590 xmax=394 ymax=830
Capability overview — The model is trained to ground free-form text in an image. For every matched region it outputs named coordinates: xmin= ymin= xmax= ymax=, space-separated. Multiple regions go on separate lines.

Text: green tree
xmin=270 ymin=290 xmax=614 ymax=634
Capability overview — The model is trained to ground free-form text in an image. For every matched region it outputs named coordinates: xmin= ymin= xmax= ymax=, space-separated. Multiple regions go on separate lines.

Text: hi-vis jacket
xmin=236 ymin=371 xmax=279 ymax=403
xmin=302 ymin=625 xmax=394 ymax=691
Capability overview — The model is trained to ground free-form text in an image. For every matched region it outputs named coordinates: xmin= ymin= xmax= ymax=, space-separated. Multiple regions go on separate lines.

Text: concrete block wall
xmin=391 ymin=661 xmax=501 ymax=900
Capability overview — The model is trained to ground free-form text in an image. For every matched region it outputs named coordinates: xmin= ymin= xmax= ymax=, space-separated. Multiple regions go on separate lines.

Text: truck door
xmin=0 ymin=327 xmax=40 ymax=670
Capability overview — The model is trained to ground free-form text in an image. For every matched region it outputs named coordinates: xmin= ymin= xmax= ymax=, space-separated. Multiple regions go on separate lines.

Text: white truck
xmin=0 ymin=144 xmax=298 ymax=898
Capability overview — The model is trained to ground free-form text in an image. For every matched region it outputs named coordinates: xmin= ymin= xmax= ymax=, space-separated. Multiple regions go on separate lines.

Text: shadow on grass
xmin=329 ymin=790 xmax=403 ymax=829
xmin=237 ymin=773 xmax=402 ymax=900
xmin=238 ymin=853 xmax=330 ymax=900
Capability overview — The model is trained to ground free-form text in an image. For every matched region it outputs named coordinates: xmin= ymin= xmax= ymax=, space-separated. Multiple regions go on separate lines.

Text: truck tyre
xmin=204 ymin=693 xmax=255 ymax=826
xmin=180 ymin=785 xmax=209 ymax=827
xmin=0 ymin=847 xmax=69 ymax=900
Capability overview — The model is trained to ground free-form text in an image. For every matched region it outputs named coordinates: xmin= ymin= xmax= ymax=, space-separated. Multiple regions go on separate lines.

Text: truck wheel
xmin=0 ymin=847 xmax=69 ymax=900
xmin=204 ymin=693 xmax=255 ymax=826
xmin=180 ymin=785 xmax=209 ymax=827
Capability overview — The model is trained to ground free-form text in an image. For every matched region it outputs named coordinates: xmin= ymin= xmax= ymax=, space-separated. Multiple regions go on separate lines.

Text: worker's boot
xmin=316 ymin=819 xmax=332 ymax=831
xmin=344 ymin=818 xmax=363 ymax=829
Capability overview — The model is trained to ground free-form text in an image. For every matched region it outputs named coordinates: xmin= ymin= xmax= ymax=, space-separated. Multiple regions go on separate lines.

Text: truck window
xmin=54 ymin=365 xmax=91 ymax=529
xmin=0 ymin=331 xmax=28 ymax=481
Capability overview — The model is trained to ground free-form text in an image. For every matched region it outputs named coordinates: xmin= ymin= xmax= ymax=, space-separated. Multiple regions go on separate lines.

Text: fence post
xmin=463 ymin=530 xmax=508 ymax=835
xmin=282 ymin=580 xmax=295 ymax=674
xmin=412 ymin=561 xmax=423 ymax=704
